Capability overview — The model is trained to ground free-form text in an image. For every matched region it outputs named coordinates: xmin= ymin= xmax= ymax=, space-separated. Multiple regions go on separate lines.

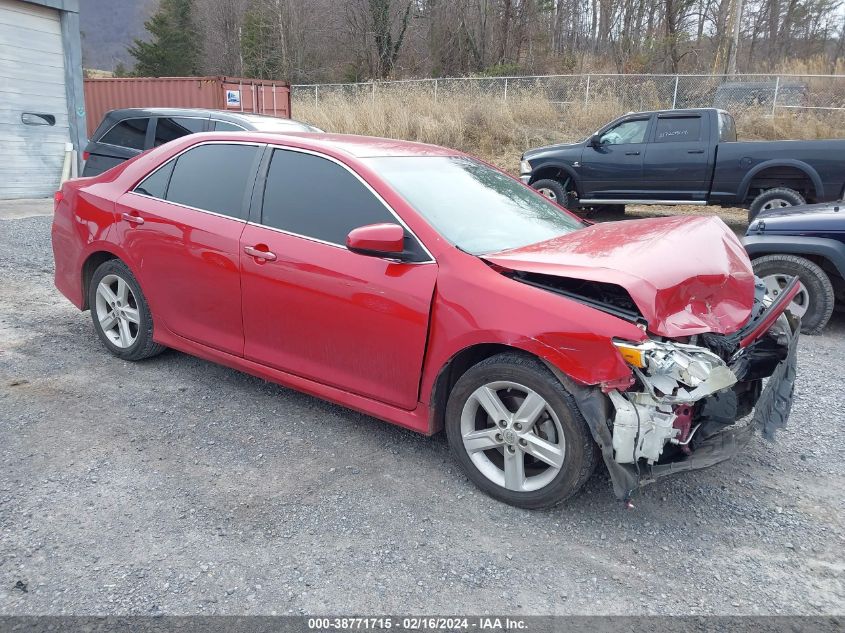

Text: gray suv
xmin=82 ymin=108 xmax=322 ymax=177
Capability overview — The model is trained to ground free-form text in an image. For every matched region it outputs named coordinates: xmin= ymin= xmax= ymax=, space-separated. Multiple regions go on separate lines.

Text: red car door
xmin=114 ymin=142 xmax=263 ymax=356
xmin=240 ymin=148 xmax=437 ymax=410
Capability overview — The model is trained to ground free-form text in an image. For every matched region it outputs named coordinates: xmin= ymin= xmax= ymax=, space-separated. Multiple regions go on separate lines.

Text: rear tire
xmin=445 ymin=352 xmax=598 ymax=509
xmin=532 ymin=179 xmax=576 ymax=211
xmin=88 ymin=259 xmax=166 ymax=361
xmin=752 ymin=254 xmax=835 ymax=334
xmin=748 ymin=187 xmax=805 ymax=223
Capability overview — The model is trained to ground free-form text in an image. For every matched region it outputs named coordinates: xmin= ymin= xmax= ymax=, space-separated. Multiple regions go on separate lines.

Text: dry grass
xmin=291 ymin=84 xmax=845 ymax=227
xmin=736 ymin=109 xmax=845 ymax=141
xmin=295 ymin=87 xmax=572 ymax=172
xmin=294 ymin=85 xmax=845 ymax=176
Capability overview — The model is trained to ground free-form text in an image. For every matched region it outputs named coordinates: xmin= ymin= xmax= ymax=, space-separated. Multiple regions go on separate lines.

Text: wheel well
xmin=530 ymin=166 xmax=576 ymax=192
xmin=81 ymin=251 xmax=119 ymax=310
xmin=746 ymin=166 xmax=816 ymax=203
xmin=428 ymin=344 xmax=537 ymax=435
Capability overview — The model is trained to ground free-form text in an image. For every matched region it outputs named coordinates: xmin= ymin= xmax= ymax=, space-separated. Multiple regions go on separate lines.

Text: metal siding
xmin=59 ymin=7 xmax=86 ymax=174
xmin=84 ymin=77 xmax=292 ymax=135
xmin=0 ymin=0 xmax=69 ymax=199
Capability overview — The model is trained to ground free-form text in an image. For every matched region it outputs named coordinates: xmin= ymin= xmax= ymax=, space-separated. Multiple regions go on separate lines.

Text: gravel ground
xmin=0 ymin=201 xmax=843 ymax=616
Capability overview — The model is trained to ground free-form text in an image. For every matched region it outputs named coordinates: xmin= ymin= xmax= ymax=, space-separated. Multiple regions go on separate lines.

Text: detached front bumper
xmin=565 ymin=279 xmax=801 ymax=501
xmin=643 ymin=310 xmax=799 ymax=487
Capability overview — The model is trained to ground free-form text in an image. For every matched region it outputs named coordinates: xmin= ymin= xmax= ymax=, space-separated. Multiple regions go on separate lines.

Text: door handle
xmin=625 ymin=151 xmax=640 ymax=155
xmin=688 ymin=150 xmax=705 ymax=154
xmin=121 ymin=212 xmax=144 ymax=225
xmin=244 ymin=245 xmax=277 ymax=262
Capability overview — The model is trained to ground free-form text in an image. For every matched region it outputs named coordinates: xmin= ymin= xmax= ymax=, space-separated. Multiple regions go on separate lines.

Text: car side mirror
xmin=346 ymin=223 xmax=405 ymax=258
xmin=589 ymin=134 xmax=602 ymax=147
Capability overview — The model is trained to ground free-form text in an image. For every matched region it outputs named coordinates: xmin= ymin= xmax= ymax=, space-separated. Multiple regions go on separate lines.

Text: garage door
xmin=0 ymin=0 xmax=69 ymax=199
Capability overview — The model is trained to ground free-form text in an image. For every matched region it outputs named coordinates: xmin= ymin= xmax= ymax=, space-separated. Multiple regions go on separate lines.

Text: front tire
xmin=748 ymin=187 xmax=805 ymax=223
xmin=752 ymin=254 xmax=835 ymax=334
xmin=445 ymin=353 xmax=598 ymax=509
xmin=88 ymin=259 xmax=165 ymax=361
xmin=532 ymin=179 xmax=576 ymax=211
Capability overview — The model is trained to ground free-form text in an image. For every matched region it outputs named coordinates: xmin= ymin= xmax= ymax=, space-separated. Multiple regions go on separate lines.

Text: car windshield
xmin=366 ymin=156 xmax=584 ymax=255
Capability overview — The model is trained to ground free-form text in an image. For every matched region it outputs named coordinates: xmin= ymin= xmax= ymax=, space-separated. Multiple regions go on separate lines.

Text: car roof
xmin=181 ymin=131 xmax=465 ymax=159
xmin=107 ymin=107 xmax=304 ymax=125
xmin=619 ymin=107 xmax=722 ymax=117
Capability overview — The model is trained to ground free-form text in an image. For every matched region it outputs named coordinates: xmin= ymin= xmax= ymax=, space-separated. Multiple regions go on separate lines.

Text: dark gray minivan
xmin=82 ymin=108 xmax=322 ymax=177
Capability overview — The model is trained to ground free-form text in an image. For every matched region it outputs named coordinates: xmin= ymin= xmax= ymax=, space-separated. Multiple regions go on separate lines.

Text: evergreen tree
xmin=128 ymin=0 xmax=200 ymax=77
xmin=241 ymin=7 xmax=284 ymax=80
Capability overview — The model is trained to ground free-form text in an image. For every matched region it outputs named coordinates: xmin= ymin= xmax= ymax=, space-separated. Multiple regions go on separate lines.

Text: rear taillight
xmin=54 ymin=190 xmax=64 ymax=210
xmin=82 ymin=151 xmax=90 ymax=161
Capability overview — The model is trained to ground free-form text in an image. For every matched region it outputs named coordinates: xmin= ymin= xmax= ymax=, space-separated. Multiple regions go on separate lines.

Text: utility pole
xmin=727 ymin=0 xmax=743 ymax=75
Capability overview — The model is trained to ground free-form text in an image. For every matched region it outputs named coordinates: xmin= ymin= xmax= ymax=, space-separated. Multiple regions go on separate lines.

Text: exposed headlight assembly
xmin=609 ymin=339 xmax=739 ymax=465
xmin=613 ymin=339 xmax=737 ymax=403
xmin=519 ymin=159 xmax=532 ymax=175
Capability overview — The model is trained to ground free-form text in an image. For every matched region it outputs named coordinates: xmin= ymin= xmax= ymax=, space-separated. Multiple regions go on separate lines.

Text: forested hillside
xmin=79 ymin=0 xmax=156 ymax=72
xmin=81 ymin=0 xmax=845 ymax=80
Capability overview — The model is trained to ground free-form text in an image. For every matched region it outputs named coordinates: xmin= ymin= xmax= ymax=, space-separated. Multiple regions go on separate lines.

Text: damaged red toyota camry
xmin=52 ymin=132 xmax=800 ymax=508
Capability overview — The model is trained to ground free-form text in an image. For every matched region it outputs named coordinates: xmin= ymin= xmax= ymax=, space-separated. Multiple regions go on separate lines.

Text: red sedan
xmin=52 ymin=132 xmax=800 ymax=508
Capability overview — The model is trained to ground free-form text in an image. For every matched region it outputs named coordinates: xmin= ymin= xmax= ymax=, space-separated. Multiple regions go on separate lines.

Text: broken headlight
xmin=613 ymin=339 xmax=737 ymax=403
xmin=609 ymin=339 xmax=740 ymax=465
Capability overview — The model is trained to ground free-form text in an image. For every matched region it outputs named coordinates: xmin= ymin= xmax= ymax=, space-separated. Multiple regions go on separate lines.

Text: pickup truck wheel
xmin=752 ymin=254 xmax=835 ymax=334
xmin=445 ymin=352 xmax=598 ymax=509
xmin=748 ymin=188 xmax=805 ymax=223
xmin=532 ymin=179 xmax=575 ymax=210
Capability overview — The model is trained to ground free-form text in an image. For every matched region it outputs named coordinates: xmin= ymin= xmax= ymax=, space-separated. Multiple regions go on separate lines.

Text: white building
xmin=0 ymin=0 xmax=85 ymax=199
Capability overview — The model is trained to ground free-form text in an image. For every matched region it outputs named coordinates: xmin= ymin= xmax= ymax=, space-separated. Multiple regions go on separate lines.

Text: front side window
xmin=164 ymin=144 xmax=259 ymax=219
xmin=599 ymin=119 xmax=648 ymax=145
xmin=262 ymin=149 xmax=399 ymax=245
xmin=655 ymin=116 xmax=702 ymax=143
xmin=366 ymin=156 xmax=584 ymax=256
xmin=100 ymin=118 xmax=148 ymax=150
xmin=154 ymin=117 xmax=207 ymax=146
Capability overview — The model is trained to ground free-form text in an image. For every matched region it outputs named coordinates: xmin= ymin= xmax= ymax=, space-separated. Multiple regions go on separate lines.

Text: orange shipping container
xmin=83 ymin=76 xmax=292 ymax=136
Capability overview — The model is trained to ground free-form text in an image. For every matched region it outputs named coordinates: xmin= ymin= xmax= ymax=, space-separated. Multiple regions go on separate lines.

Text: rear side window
xmin=154 ymin=117 xmax=207 ymax=146
xmin=262 ymin=149 xmax=397 ymax=245
xmin=165 ymin=144 xmax=260 ymax=219
xmin=212 ymin=120 xmax=245 ymax=131
xmin=655 ymin=116 xmax=702 ymax=143
xmin=135 ymin=161 xmax=175 ymax=198
xmin=100 ymin=118 xmax=148 ymax=150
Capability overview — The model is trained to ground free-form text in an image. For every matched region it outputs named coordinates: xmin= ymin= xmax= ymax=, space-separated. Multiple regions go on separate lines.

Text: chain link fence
xmin=293 ymin=73 xmax=845 ymax=116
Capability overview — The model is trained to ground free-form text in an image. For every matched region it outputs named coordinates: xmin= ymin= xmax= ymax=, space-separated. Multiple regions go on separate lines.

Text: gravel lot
xmin=1 ymin=200 xmax=843 ymax=616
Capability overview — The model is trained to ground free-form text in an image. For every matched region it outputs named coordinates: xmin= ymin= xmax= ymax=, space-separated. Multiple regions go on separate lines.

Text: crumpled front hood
xmin=484 ymin=216 xmax=755 ymax=337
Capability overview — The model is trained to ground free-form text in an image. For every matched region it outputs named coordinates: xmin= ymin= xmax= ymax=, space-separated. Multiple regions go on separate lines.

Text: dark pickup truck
xmin=520 ymin=108 xmax=845 ymax=221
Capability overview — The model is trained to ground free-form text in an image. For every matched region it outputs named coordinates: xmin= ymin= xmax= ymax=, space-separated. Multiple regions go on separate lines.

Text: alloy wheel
xmin=762 ymin=273 xmax=810 ymax=318
xmin=94 ymin=274 xmax=140 ymax=348
xmin=761 ymin=198 xmax=792 ymax=211
xmin=460 ymin=381 xmax=565 ymax=492
xmin=536 ymin=187 xmax=558 ymax=202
